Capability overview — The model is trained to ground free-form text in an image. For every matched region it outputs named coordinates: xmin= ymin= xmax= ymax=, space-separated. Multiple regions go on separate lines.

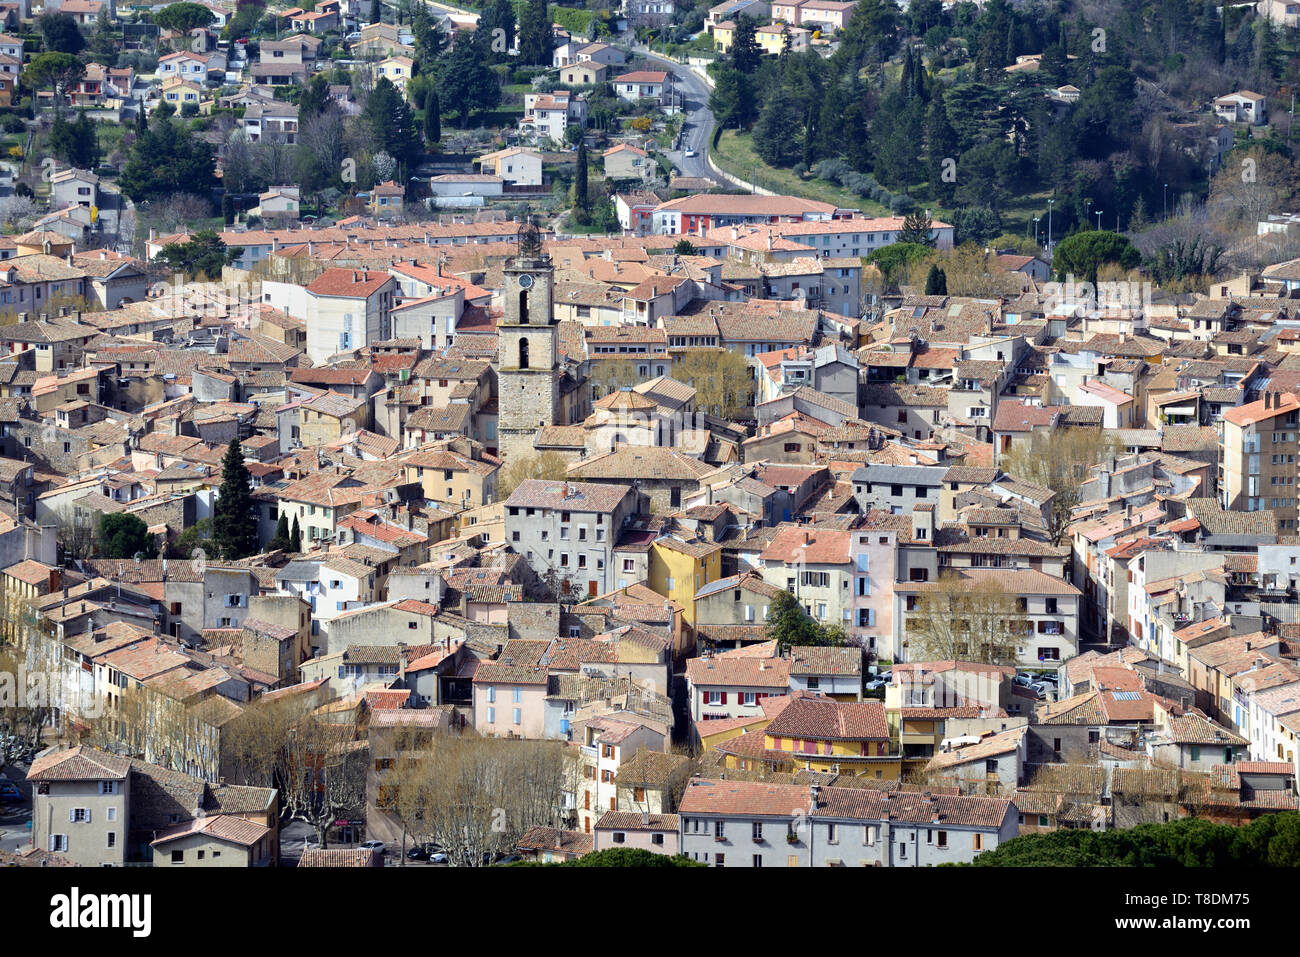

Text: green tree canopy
xmin=517 ymin=0 xmax=551 ymax=65
xmin=437 ymin=31 xmax=501 ymax=129
xmin=36 ymin=12 xmax=86 ymax=54
xmin=731 ymin=14 xmax=761 ymax=74
xmin=898 ymin=210 xmax=936 ymax=247
xmin=155 ymin=230 xmax=241 ymax=280
xmin=479 ymin=0 xmax=516 ymax=62
xmin=98 ymin=513 xmax=158 ymax=559
xmin=23 ymin=52 xmax=85 ymax=114
xmin=212 ymin=438 xmax=259 ymax=560
xmin=753 ymin=88 xmax=803 ymax=167
xmin=865 ymin=241 xmax=931 ymax=288
xmin=119 ymin=111 xmax=218 ymax=202
xmin=968 ymin=811 xmax=1300 ymax=867
xmin=152 ymin=2 xmax=216 ymax=33
xmin=764 ymin=591 xmax=851 ymax=654
xmin=1052 ymin=230 xmax=1140 ymax=283
xmin=924 ymin=263 xmax=947 ymax=295
xmin=364 ymin=75 xmax=422 ymax=164
xmin=49 ymin=111 xmax=100 ymax=169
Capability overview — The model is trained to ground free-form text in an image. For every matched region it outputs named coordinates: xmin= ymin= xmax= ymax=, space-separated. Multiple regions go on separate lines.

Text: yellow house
xmin=714 ymin=696 xmax=900 ymax=781
xmin=299 ymin=391 xmax=370 ymax=448
xmin=712 ymin=20 xmax=735 ymax=52
xmin=648 ymin=535 xmax=721 ymax=627
xmin=158 ymin=76 xmax=205 ymax=111
xmin=401 ymin=446 xmax=499 ymax=508
xmin=755 ymin=23 xmax=810 ymax=54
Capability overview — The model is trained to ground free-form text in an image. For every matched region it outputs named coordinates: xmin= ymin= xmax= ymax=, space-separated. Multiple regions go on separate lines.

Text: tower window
xmin=519 ymin=289 xmax=529 ymax=324
xmin=519 ymin=338 xmax=530 ymax=369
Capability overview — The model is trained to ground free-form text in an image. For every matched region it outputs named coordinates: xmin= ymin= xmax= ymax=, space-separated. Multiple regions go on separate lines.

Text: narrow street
xmin=630 ymin=47 xmax=720 ymax=185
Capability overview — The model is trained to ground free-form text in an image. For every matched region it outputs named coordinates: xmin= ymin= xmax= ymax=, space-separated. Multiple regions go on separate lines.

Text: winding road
xmin=630 ymin=48 xmax=720 ymax=185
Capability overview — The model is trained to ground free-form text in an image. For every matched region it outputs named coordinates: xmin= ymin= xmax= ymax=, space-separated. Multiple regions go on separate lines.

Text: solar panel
xmin=1111 ymin=691 xmax=1140 ymax=701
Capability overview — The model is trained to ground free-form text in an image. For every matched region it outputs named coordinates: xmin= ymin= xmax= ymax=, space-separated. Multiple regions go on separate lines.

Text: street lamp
xmin=1163 ymin=183 xmax=1168 ymax=219
xmin=1047 ymin=199 xmax=1054 ymax=257
xmin=1033 ymin=216 xmax=1040 ymax=247
xmin=1095 ymin=210 xmax=1104 ymax=231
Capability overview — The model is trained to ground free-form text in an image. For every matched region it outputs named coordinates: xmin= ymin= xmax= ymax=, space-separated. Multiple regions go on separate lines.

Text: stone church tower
xmin=497 ymin=221 xmax=561 ymax=463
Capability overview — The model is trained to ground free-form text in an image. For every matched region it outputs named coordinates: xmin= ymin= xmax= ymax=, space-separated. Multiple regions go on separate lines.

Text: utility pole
xmin=1047 ymin=198 xmax=1054 ymax=258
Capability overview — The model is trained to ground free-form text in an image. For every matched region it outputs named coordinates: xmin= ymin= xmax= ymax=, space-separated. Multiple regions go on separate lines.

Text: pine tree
xmin=289 ymin=516 xmax=302 ymax=553
xmin=898 ymin=210 xmax=936 ymax=246
xmin=732 ymin=14 xmax=761 ymax=74
xmin=212 ymin=438 xmax=259 ymax=560
xmin=924 ymin=264 xmax=947 ymax=295
xmin=518 ymin=0 xmax=551 ymax=66
xmin=574 ymin=140 xmax=589 ymax=221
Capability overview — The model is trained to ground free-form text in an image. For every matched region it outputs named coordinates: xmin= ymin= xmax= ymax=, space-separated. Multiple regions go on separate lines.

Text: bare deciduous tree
xmin=999 ymin=428 xmax=1122 ymax=545
xmin=277 ymin=716 xmax=369 ymax=848
xmin=902 ymin=571 xmax=1028 ymax=666
xmin=385 ymin=735 xmax=574 ymax=867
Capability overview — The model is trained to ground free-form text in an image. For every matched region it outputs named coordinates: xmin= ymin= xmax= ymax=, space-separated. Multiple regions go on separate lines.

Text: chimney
xmin=1245 ymin=640 xmax=1252 ymax=652
xmin=809 ymin=784 xmax=821 ymax=809
xmin=641 ymin=810 xmax=650 ymax=827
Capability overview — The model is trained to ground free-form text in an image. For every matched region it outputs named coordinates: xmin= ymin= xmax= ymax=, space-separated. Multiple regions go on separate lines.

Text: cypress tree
xmin=424 ymin=91 xmax=440 ymax=148
xmin=212 ymin=437 xmax=259 ymax=559
xmin=925 ymin=264 xmax=947 ymax=295
xmin=574 ymin=139 xmax=589 ymax=221
xmin=270 ymin=513 xmax=290 ymax=550
xmin=290 ymin=515 xmax=302 ymax=553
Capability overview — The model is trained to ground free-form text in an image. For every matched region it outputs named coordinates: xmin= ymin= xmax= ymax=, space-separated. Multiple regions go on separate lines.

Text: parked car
xmin=429 ymin=852 xmax=448 ymax=865
xmin=359 ymin=840 xmax=387 ymax=855
xmin=0 ymin=781 xmax=21 ymax=802
xmin=406 ymin=844 xmax=430 ymax=861
xmin=1012 ymin=674 xmax=1035 ymax=688
xmin=1028 ymin=682 xmax=1052 ymax=700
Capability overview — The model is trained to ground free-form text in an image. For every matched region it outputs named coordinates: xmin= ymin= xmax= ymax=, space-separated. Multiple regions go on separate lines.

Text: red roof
xmin=614 ymin=70 xmax=667 ymax=83
xmin=306 ymin=268 xmax=393 ymax=298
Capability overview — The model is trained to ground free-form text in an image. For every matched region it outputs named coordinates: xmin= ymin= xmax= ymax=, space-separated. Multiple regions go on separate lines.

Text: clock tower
xmin=497 ymin=220 xmax=561 ymax=462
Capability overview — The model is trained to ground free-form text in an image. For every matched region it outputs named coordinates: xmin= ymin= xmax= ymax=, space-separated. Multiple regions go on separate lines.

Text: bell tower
xmin=498 ymin=219 xmax=561 ymax=462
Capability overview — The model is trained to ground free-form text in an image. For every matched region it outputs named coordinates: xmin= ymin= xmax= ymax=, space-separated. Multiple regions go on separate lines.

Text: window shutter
xmin=85 ymin=809 xmax=90 ymax=823
xmin=720 ymin=692 xmax=727 ymax=704
xmin=68 ymin=809 xmax=75 ymax=823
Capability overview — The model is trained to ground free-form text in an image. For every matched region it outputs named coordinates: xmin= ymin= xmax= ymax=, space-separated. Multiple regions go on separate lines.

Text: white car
xmin=359 ymin=840 xmax=387 ymax=855
xmin=684 ymin=149 xmax=697 ymax=157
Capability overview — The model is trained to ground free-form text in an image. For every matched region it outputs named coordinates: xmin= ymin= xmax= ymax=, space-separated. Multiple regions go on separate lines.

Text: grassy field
xmin=711 ymin=129 xmax=890 ymax=215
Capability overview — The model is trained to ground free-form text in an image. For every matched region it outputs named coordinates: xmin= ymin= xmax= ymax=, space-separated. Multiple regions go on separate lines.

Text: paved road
xmin=0 ymin=762 xmax=33 ymax=856
xmin=628 ymin=47 xmax=720 ymax=185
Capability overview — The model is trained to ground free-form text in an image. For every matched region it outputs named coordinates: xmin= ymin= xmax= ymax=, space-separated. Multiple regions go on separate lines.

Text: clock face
xmin=518 ymin=274 xmax=534 ymax=289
